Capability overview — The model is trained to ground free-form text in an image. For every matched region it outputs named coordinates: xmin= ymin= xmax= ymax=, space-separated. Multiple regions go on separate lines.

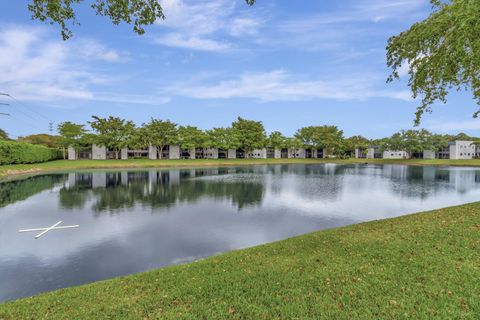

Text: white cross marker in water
xmin=18 ymin=221 xmax=79 ymax=239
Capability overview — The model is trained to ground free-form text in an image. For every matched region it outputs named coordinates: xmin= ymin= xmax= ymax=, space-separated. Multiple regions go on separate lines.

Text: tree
xmin=206 ymin=127 xmax=240 ymax=151
xmin=231 ymin=117 xmax=266 ymax=153
xmin=371 ymin=137 xmax=389 ymax=151
xmin=387 ymin=0 xmax=480 ymax=124
xmin=143 ymin=119 xmax=178 ymax=159
xmin=177 ymin=126 xmax=205 ymax=151
xmin=89 ymin=116 xmax=135 ymax=159
xmin=0 ymin=129 xmax=9 ymax=140
xmin=295 ymin=125 xmax=344 ymax=156
xmin=18 ymin=134 xmax=60 ymax=148
xmin=343 ymin=135 xmax=369 ymax=156
xmin=57 ymin=121 xmax=86 ymax=159
xmin=429 ymin=133 xmax=451 ymax=151
xmin=384 ymin=132 xmax=406 ymax=152
xmin=28 ymin=0 xmax=255 ymax=40
xmin=127 ymin=126 xmax=150 ymax=157
xmin=286 ymin=137 xmax=304 ymax=158
xmin=452 ymin=132 xmax=473 ymax=141
xmin=267 ymin=131 xmax=287 ymax=149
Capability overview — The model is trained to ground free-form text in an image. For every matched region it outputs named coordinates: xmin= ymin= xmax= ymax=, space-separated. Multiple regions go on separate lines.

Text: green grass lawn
xmin=1 ymin=202 xmax=478 ymax=319
xmin=3 ymin=157 xmax=480 ymax=178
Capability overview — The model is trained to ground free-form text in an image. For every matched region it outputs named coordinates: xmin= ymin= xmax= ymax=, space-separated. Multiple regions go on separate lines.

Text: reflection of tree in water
xmin=59 ymin=173 xmax=93 ymax=209
xmin=0 ymin=174 xmax=67 ymax=208
xmin=58 ymin=169 xmax=265 ymax=213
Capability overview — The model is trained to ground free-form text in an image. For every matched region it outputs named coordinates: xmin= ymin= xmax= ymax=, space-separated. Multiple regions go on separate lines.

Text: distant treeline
xmin=2 ymin=116 xmax=479 ymax=161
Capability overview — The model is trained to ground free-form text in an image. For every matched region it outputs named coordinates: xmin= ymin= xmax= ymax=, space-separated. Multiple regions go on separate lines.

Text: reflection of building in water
xmin=92 ymin=173 xmax=107 ymax=188
xmin=61 ymin=169 xmax=265 ymax=212
xmin=67 ymin=173 xmax=93 ymax=189
xmin=449 ymin=169 xmax=480 ymax=194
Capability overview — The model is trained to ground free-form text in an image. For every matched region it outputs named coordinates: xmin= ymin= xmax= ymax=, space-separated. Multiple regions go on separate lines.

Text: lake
xmin=1 ymin=163 xmax=480 ymax=302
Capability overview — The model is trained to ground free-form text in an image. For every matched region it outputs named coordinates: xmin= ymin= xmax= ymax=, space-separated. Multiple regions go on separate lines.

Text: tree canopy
xmin=267 ymin=131 xmax=287 ymax=149
xmin=143 ymin=119 xmax=178 ymax=158
xmin=231 ymin=117 xmax=266 ymax=152
xmin=387 ymin=0 xmax=480 ymax=124
xmin=28 ymin=0 xmax=255 ymax=40
xmin=18 ymin=134 xmax=60 ymax=148
xmin=89 ymin=116 xmax=135 ymax=159
xmin=178 ymin=126 xmax=205 ymax=150
xmin=295 ymin=125 xmax=344 ymax=156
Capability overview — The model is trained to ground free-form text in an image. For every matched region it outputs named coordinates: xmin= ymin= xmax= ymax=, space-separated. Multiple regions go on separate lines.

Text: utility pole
xmin=49 ymin=121 xmax=54 ymax=134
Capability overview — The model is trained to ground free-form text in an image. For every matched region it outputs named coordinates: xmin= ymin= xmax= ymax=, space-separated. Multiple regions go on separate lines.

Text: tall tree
xmin=384 ymin=132 xmax=406 ymax=152
xmin=428 ymin=133 xmax=451 ymax=151
xmin=178 ymin=126 xmax=205 ymax=151
xmin=267 ymin=131 xmax=287 ymax=149
xmin=286 ymin=137 xmax=304 ymax=158
xmin=28 ymin=0 xmax=255 ymax=40
xmin=89 ymin=116 xmax=135 ymax=159
xmin=144 ymin=119 xmax=178 ymax=159
xmin=127 ymin=126 xmax=149 ymax=157
xmin=295 ymin=125 xmax=344 ymax=156
xmin=206 ymin=127 xmax=240 ymax=151
xmin=231 ymin=117 xmax=266 ymax=153
xmin=343 ymin=135 xmax=370 ymax=155
xmin=387 ymin=0 xmax=480 ymax=124
xmin=57 ymin=121 xmax=86 ymax=159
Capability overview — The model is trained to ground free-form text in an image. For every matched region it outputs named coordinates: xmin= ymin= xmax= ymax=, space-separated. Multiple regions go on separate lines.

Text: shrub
xmin=0 ymin=141 xmax=60 ymax=165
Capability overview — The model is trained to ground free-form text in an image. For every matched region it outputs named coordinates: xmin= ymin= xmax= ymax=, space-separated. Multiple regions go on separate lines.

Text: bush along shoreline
xmin=0 ymin=141 xmax=59 ymax=165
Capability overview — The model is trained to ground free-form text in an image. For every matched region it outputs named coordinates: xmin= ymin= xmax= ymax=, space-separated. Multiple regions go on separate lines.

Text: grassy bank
xmin=1 ymin=202 xmax=479 ymax=319
xmin=2 ymin=158 xmax=480 ymax=178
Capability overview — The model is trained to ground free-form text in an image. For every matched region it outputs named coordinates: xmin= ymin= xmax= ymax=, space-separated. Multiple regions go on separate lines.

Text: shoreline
xmin=2 ymin=158 xmax=480 ymax=179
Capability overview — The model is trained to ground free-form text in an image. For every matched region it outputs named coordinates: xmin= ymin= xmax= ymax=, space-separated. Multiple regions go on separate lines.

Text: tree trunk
xmin=62 ymin=147 xmax=66 ymax=160
xmin=115 ymin=150 xmax=119 ymax=160
xmin=158 ymin=146 xmax=163 ymax=159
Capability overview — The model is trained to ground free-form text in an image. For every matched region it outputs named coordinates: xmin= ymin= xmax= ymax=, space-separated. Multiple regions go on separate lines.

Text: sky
xmin=0 ymin=0 xmax=479 ymax=139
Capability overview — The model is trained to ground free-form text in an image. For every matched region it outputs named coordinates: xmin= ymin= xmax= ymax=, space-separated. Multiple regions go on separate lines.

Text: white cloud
xmin=229 ymin=17 xmax=262 ymax=36
xmin=154 ymin=0 xmax=263 ymax=52
xmin=155 ymin=33 xmax=231 ymax=52
xmin=0 ymin=26 xmax=168 ymax=105
xmin=75 ymin=39 xmax=129 ymax=62
xmin=165 ymin=70 xmax=412 ymax=102
xmin=270 ymin=0 xmax=428 ymax=52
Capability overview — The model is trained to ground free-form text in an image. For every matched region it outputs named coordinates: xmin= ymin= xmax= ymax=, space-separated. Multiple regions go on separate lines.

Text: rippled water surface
xmin=1 ymin=164 xmax=480 ymax=302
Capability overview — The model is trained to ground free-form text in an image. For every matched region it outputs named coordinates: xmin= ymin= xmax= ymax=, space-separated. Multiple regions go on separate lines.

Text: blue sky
xmin=0 ymin=0 xmax=479 ymax=139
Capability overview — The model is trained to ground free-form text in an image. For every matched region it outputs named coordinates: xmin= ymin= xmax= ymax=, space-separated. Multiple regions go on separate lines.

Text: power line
xmin=6 ymin=94 xmax=50 ymax=121
xmin=0 ymin=93 xmax=51 ymax=131
xmin=1 ymin=110 xmax=46 ymax=132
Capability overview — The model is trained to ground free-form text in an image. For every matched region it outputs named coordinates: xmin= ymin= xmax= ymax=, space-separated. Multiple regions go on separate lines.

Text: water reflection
xmin=1 ymin=164 xmax=480 ymax=302
xmin=59 ymin=169 xmax=265 ymax=212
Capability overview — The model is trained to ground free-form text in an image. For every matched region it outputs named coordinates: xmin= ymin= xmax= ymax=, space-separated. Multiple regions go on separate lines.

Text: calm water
xmin=1 ymin=164 xmax=480 ymax=302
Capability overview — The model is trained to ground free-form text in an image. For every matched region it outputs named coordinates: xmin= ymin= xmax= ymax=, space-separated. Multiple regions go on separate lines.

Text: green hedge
xmin=0 ymin=141 xmax=60 ymax=165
